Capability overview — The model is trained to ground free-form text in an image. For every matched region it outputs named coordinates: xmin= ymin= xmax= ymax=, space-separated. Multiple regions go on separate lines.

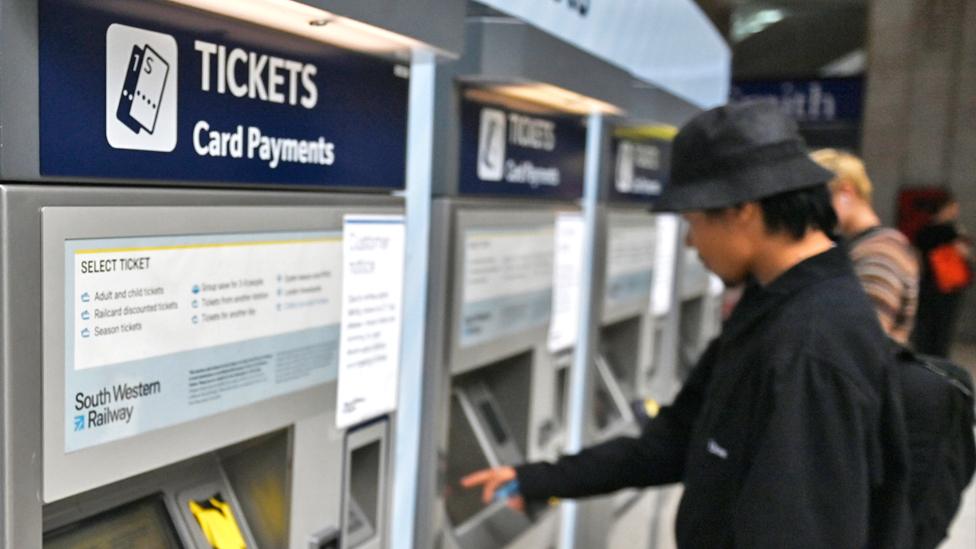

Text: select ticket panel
xmin=64 ymin=231 xmax=341 ymax=452
xmin=460 ymin=225 xmax=554 ymax=348
xmin=604 ymin=222 xmax=656 ymax=307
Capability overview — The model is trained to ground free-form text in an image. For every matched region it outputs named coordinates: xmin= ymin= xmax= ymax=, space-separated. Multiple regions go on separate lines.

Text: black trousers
xmin=912 ymin=286 xmax=965 ymax=357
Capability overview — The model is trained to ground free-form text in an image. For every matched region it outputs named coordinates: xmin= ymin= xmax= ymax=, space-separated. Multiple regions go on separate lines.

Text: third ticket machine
xmin=0 ymin=0 xmax=461 ymax=547
xmin=414 ymin=14 xmax=641 ymax=549
xmin=576 ymin=133 xmax=675 ymax=549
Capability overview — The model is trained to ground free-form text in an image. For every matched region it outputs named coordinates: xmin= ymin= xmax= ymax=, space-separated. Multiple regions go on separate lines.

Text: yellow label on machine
xmin=189 ymin=496 xmax=247 ymax=549
xmin=644 ymin=399 xmax=661 ymax=418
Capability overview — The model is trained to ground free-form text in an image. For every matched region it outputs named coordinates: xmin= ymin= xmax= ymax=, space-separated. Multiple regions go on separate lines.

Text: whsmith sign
xmin=39 ymin=0 xmax=409 ymax=189
xmin=459 ymin=94 xmax=586 ymax=200
xmin=730 ymin=77 xmax=864 ymax=124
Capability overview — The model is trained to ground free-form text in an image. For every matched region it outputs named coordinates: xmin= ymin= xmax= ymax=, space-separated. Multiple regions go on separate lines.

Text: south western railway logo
xmin=73 ymin=380 xmax=161 ymax=431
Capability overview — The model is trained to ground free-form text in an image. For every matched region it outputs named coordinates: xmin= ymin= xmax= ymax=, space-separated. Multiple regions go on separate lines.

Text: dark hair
xmin=705 ymin=184 xmax=837 ymax=240
xmin=758 ymin=184 xmax=837 ymax=239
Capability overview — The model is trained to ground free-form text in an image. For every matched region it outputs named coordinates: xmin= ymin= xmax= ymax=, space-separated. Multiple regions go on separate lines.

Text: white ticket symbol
xmin=116 ymin=44 xmax=170 ymax=134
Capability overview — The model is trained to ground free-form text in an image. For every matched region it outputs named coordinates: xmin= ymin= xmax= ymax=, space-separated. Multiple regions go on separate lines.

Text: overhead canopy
xmin=474 ymin=0 xmax=730 ymax=109
xmin=459 ymin=17 xmax=641 ymax=116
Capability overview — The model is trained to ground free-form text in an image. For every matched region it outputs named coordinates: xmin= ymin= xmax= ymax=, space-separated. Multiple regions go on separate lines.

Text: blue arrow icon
xmin=192 ymin=315 xmax=199 ymax=324
xmin=81 ymin=292 xmax=90 ymax=303
xmin=81 ymin=310 xmax=91 ymax=321
xmin=192 ymin=284 xmax=200 ymax=294
xmin=74 ymin=415 xmax=85 ymax=431
xmin=81 ymin=327 xmax=91 ymax=338
xmin=192 ymin=299 xmax=198 ymax=308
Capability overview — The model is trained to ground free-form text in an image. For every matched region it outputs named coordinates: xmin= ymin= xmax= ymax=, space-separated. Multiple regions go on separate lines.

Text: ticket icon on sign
xmin=116 ymin=44 xmax=170 ymax=134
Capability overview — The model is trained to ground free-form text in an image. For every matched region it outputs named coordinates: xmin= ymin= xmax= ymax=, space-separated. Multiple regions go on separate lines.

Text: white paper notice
xmin=336 ymin=215 xmax=406 ymax=429
xmin=548 ymin=213 xmax=585 ymax=352
xmin=652 ymin=215 xmax=680 ymax=316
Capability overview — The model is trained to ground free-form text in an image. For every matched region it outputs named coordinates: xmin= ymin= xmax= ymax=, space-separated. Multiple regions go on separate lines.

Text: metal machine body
xmin=0 ymin=0 xmax=460 ymax=547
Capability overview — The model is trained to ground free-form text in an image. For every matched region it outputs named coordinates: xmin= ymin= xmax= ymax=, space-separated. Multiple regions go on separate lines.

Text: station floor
xmin=942 ymin=341 xmax=976 ymax=548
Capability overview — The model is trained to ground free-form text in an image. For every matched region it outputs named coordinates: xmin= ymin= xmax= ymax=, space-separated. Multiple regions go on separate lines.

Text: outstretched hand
xmin=460 ymin=466 xmax=525 ymax=511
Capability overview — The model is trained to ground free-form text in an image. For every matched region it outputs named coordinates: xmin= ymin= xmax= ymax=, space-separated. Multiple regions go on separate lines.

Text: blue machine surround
xmin=458 ymin=91 xmax=586 ymax=200
xmin=38 ymin=0 xmax=408 ymax=189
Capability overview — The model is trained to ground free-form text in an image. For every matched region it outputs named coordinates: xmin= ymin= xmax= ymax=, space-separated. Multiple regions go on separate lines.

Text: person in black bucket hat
xmin=654 ymin=99 xmax=835 ymax=212
xmin=462 ymin=100 xmax=912 ymax=548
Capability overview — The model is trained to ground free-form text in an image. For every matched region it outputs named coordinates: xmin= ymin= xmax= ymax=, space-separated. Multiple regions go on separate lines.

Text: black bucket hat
xmin=653 ymin=99 xmax=834 ymax=212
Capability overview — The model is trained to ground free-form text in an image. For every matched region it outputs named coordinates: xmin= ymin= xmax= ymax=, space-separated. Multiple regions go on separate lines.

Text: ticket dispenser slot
xmin=447 ymin=383 xmax=533 ymax=549
xmin=178 ymin=482 xmax=255 ymax=549
xmin=342 ymin=419 xmax=389 ymax=549
xmin=598 ymin=317 xmax=642 ymax=402
xmin=219 ymin=430 xmax=290 ymax=548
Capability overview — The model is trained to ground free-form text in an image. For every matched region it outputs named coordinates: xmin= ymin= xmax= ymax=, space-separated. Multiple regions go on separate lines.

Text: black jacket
xmin=516 ymin=247 xmax=912 ymax=548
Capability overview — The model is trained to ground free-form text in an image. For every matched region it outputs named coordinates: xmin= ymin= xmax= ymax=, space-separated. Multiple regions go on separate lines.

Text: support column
xmin=390 ymin=49 xmax=436 ymax=549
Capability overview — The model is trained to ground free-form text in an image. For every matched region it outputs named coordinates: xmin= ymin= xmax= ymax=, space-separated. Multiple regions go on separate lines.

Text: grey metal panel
xmin=342 ymin=419 xmax=389 ymax=549
xmin=447 ymin=203 xmax=567 ymax=373
xmin=0 ymin=184 xmax=399 ymax=548
xmin=627 ymin=85 xmax=702 ymax=128
xmin=461 ymin=18 xmax=638 ymax=113
xmin=607 ymin=491 xmax=656 ymax=549
xmin=303 ymin=0 xmax=464 ymax=57
xmin=41 ymin=203 xmax=398 ymax=502
xmin=0 ymin=0 xmax=41 ymax=179
xmin=291 ymin=411 xmax=346 ymax=549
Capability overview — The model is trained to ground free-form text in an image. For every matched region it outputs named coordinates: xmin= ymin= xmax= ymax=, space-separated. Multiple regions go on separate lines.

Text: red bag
xmin=929 ymin=243 xmax=973 ymax=293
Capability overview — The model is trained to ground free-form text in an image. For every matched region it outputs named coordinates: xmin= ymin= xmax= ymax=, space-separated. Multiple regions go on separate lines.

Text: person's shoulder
xmin=771 ymin=274 xmax=889 ymax=384
xmin=853 ymin=226 xmax=912 ymax=253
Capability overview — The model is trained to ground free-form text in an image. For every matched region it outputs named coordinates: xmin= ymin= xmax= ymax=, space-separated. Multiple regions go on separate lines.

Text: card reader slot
xmin=342 ymin=419 xmax=388 ymax=549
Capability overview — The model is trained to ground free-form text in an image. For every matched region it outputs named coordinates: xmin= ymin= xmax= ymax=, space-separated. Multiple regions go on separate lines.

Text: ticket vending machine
xmin=433 ymin=98 xmax=579 ymax=549
xmin=32 ymin=199 xmax=401 ymax=549
xmin=413 ymin=14 xmax=637 ymax=549
xmin=0 ymin=0 xmax=461 ymax=547
xmin=557 ymin=129 xmax=683 ymax=549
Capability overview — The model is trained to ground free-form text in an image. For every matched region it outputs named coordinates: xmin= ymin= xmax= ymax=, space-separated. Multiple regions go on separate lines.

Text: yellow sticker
xmin=644 ymin=399 xmax=661 ymax=418
xmin=189 ymin=496 xmax=247 ymax=549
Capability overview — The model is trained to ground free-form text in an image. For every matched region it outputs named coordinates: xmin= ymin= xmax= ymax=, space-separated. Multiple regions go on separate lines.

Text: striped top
xmin=848 ymin=226 xmax=920 ymax=344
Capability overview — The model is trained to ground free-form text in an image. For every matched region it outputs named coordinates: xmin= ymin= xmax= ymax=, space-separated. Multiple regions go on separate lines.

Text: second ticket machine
xmin=0 ymin=0 xmax=462 ymax=547
xmin=416 ymin=12 xmax=636 ymax=549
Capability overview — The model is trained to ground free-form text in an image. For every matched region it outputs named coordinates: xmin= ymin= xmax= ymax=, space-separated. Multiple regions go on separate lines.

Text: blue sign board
xmin=608 ymin=137 xmax=670 ymax=206
xmin=459 ymin=94 xmax=586 ymax=199
xmin=39 ymin=0 xmax=409 ymax=190
xmin=730 ymin=77 xmax=864 ymax=124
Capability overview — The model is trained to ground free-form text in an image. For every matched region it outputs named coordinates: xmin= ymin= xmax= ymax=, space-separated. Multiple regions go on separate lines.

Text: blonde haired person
xmin=812 ymin=148 xmax=919 ymax=344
